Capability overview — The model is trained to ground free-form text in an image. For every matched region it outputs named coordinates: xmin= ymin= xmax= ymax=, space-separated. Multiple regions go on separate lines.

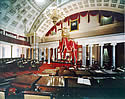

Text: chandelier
xmin=49 ymin=7 xmax=64 ymax=24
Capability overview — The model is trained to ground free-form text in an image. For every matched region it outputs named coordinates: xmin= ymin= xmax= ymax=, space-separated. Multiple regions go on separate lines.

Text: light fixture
xmin=49 ymin=7 xmax=64 ymax=25
xmin=47 ymin=6 xmax=69 ymax=37
xmin=52 ymin=16 xmax=59 ymax=25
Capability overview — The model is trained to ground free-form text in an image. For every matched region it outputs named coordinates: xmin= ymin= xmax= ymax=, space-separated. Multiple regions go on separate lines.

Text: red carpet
xmin=0 ymin=71 xmax=34 ymax=78
xmin=33 ymin=63 xmax=55 ymax=74
xmin=0 ymin=63 xmax=63 ymax=78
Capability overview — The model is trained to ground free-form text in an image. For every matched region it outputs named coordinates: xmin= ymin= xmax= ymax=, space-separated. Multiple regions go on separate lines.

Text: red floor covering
xmin=0 ymin=70 xmax=36 ymax=78
xmin=0 ymin=63 xmax=55 ymax=78
xmin=33 ymin=63 xmax=55 ymax=74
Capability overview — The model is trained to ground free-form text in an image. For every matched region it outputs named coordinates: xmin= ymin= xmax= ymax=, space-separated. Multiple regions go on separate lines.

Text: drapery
xmin=88 ymin=10 xmax=99 ymax=23
xmin=58 ymin=37 xmax=78 ymax=64
xmin=46 ymin=10 xmax=100 ymax=36
xmin=80 ymin=11 xmax=88 ymax=17
xmin=64 ymin=16 xmax=70 ymax=26
xmin=101 ymin=11 xmax=112 ymax=17
xmin=56 ymin=21 xmax=63 ymax=28
xmin=70 ymin=13 xmax=80 ymax=23
xmin=46 ymin=25 xmax=56 ymax=36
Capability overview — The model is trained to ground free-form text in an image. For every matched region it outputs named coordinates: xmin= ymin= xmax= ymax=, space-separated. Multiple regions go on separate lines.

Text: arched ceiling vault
xmin=0 ymin=0 xmax=124 ymax=37
xmin=0 ymin=0 xmax=55 ymax=36
xmin=34 ymin=0 xmax=124 ymax=38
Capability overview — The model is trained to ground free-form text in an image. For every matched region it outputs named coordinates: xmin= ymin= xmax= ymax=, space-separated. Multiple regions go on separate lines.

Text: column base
xmin=82 ymin=65 xmax=86 ymax=68
xmin=44 ymin=61 xmax=46 ymax=63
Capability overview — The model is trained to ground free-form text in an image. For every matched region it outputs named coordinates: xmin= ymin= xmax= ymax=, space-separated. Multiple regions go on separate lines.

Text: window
xmin=100 ymin=16 xmax=113 ymax=25
xmin=0 ymin=29 xmax=3 ymax=34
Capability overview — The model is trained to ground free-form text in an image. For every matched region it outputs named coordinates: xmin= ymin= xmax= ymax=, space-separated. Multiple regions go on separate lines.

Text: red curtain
xmin=89 ymin=10 xmax=98 ymax=16
xmin=8 ymin=88 xmax=16 ymax=95
xmin=61 ymin=22 xmax=63 ymax=28
xmin=56 ymin=21 xmax=63 ymax=28
xmin=64 ymin=13 xmax=80 ymax=26
xmin=101 ymin=11 xmax=112 ymax=17
xmin=56 ymin=21 xmax=62 ymax=26
xmin=80 ymin=11 xmax=88 ymax=17
xmin=54 ymin=25 xmax=57 ymax=33
xmin=88 ymin=10 xmax=99 ymax=23
xmin=80 ymin=11 xmax=88 ymax=23
xmin=64 ymin=16 xmax=69 ymax=22
xmin=64 ymin=16 xmax=70 ymax=26
xmin=46 ymin=25 xmax=57 ymax=36
xmin=58 ymin=37 xmax=78 ymax=63
xmin=70 ymin=13 xmax=80 ymax=24
xmin=46 ymin=29 xmax=51 ymax=36
xmin=70 ymin=13 xmax=79 ymax=20
xmin=46 ymin=10 xmax=101 ymax=36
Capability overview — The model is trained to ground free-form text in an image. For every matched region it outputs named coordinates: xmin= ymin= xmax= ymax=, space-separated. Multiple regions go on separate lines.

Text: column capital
xmin=82 ymin=44 xmax=87 ymax=46
xmin=53 ymin=47 xmax=56 ymax=49
xmin=111 ymin=42 xmax=117 ymax=46
xmin=99 ymin=43 xmax=104 ymax=46
xmin=88 ymin=44 xmax=93 ymax=47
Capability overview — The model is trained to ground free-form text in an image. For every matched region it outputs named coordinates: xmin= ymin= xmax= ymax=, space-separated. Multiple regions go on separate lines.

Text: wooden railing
xmin=0 ymin=58 xmax=42 ymax=73
xmin=0 ymin=33 xmax=30 ymax=46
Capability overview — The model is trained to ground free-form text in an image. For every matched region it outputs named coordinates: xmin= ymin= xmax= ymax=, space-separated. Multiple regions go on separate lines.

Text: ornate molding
xmin=74 ymin=33 xmax=125 ymax=45
xmin=39 ymin=41 xmax=59 ymax=48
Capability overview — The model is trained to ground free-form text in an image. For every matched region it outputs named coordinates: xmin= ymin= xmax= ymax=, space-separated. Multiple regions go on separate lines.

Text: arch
xmin=35 ymin=0 xmax=124 ymax=37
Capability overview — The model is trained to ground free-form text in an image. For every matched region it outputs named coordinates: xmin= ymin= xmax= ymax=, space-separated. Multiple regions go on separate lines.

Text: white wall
xmin=0 ymin=41 xmax=29 ymax=58
xmin=55 ymin=15 xmax=100 ymax=35
xmin=4 ymin=45 xmax=11 ymax=58
xmin=0 ymin=44 xmax=11 ymax=58
xmin=0 ymin=44 xmax=2 ymax=58
xmin=12 ymin=46 xmax=19 ymax=58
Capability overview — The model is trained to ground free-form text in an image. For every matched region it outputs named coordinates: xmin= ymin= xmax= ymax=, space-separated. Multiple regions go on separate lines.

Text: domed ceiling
xmin=0 ymin=0 xmax=124 ymax=37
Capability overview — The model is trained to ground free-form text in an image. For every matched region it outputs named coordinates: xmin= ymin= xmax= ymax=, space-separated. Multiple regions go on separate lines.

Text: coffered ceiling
xmin=0 ymin=0 xmax=54 ymax=35
xmin=0 ymin=0 xmax=124 ymax=37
